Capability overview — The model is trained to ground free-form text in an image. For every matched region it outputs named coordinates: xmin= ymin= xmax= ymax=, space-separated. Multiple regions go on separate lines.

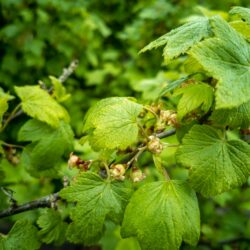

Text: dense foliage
xmin=1 ymin=1 xmax=250 ymax=250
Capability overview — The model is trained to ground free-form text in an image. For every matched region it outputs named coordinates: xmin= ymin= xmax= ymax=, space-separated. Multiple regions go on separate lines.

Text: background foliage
xmin=1 ymin=0 xmax=250 ymax=249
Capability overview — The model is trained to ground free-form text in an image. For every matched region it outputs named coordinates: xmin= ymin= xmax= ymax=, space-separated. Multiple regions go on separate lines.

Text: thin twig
xmin=0 ymin=192 xmax=60 ymax=219
xmin=1 ymin=60 xmax=79 ymax=127
xmin=126 ymin=146 xmax=147 ymax=167
xmin=59 ymin=59 xmax=79 ymax=83
xmin=1 ymin=142 xmax=24 ymax=149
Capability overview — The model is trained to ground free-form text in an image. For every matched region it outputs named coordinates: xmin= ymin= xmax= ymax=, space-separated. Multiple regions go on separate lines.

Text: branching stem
xmin=0 ymin=193 xmax=60 ymax=219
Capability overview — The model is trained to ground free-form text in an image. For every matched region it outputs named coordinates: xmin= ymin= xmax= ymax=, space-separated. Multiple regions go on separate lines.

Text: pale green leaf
xmin=83 ymin=97 xmax=143 ymax=151
xmin=176 ymin=125 xmax=250 ymax=196
xmin=37 ymin=208 xmax=68 ymax=246
xmin=174 ymin=83 xmax=213 ymax=120
xmin=15 ymin=85 xmax=69 ymax=127
xmin=18 ymin=119 xmax=74 ymax=173
xmin=121 ymin=180 xmax=200 ymax=250
xmin=59 ymin=172 xmax=133 ymax=245
xmin=230 ymin=20 xmax=250 ymax=41
xmin=0 ymin=89 xmax=14 ymax=126
xmin=0 ymin=220 xmax=41 ymax=250
xmin=160 ymin=75 xmax=190 ymax=97
xmin=140 ymin=17 xmax=211 ymax=61
xmin=210 ymin=100 xmax=250 ymax=128
xmin=230 ymin=6 xmax=250 ymax=25
xmin=190 ymin=16 xmax=250 ymax=108
xmin=50 ymin=76 xmax=71 ymax=102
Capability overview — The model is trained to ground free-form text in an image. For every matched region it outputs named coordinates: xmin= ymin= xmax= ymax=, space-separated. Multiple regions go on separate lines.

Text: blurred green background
xmin=1 ymin=0 xmax=250 ymax=249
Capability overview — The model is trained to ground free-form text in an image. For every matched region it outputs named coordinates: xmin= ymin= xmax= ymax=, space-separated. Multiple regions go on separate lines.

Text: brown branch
xmin=0 ymin=192 xmax=60 ymax=219
xmin=59 ymin=59 xmax=79 ymax=83
xmin=0 ymin=129 xmax=176 ymax=219
xmin=157 ymin=129 xmax=176 ymax=139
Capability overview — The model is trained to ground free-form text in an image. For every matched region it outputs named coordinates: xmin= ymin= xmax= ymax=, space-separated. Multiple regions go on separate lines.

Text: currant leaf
xmin=0 ymin=220 xmax=41 ymax=250
xmin=190 ymin=16 xmax=250 ymax=108
xmin=0 ymin=89 xmax=14 ymax=126
xmin=59 ymin=172 xmax=133 ymax=245
xmin=140 ymin=17 xmax=211 ymax=61
xmin=18 ymin=119 xmax=74 ymax=174
xmin=121 ymin=180 xmax=200 ymax=250
xmin=176 ymin=125 xmax=250 ymax=196
xmin=230 ymin=6 xmax=250 ymax=25
xmin=37 ymin=208 xmax=68 ymax=246
xmin=15 ymin=85 xmax=69 ymax=127
xmin=210 ymin=100 xmax=250 ymax=128
xmin=83 ymin=97 xmax=143 ymax=151
xmin=174 ymin=83 xmax=213 ymax=120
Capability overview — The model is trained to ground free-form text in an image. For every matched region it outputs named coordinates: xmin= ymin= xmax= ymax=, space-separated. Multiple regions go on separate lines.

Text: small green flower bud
xmin=131 ymin=168 xmax=146 ymax=182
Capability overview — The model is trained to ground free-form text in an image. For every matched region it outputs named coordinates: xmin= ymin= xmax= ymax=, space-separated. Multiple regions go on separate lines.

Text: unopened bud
xmin=160 ymin=110 xmax=173 ymax=122
xmin=147 ymin=136 xmax=163 ymax=154
xmin=131 ymin=168 xmax=146 ymax=182
xmin=68 ymin=152 xmax=92 ymax=171
xmin=110 ymin=164 xmax=126 ymax=180
xmin=68 ymin=153 xmax=79 ymax=168
xmin=167 ymin=113 xmax=177 ymax=127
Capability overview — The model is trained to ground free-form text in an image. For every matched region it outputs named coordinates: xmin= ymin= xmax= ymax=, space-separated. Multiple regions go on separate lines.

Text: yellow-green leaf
xmin=15 ymin=85 xmax=69 ymax=127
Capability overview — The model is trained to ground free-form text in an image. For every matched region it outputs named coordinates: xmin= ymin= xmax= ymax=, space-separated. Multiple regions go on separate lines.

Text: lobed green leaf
xmin=190 ymin=16 xmax=250 ymax=109
xmin=176 ymin=125 xmax=250 ymax=196
xmin=60 ymin=172 xmax=133 ymax=245
xmin=174 ymin=83 xmax=213 ymax=120
xmin=37 ymin=209 xmax=68 ymax=246
xmin=140 ymin=17 xmax=211 ymax=61
xmin=83 ymin=97 xmax=143 ymax=151
xmin=15 ymin=85 xmax=69 ymax=127
xmin=18 ymin=119 xmax=74 ymax=174
xmin=121 ymin=180 xmax=200 ymax=250
xmin=210 ymin=100 xmax=250 ymax=128
xmin=0 ymin=220 xmax=41 ymax=250
xmin=230 ymin=6 xmax=250 ymax=25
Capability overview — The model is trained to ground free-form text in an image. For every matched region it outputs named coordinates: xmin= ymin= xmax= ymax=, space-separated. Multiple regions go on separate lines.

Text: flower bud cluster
xmin=160 ymin=110 xmax=177 ymax=127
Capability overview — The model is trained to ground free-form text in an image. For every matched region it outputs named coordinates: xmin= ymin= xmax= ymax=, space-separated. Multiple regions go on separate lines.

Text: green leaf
xmin=176 ymin=125 xmax=250 ymax=196
xmin=230 ymin=20 xmax=250 ymax=41
xmin=50 ymin=76 xmax=71 ymax=102
xmin=210 ymin=100 xmax=250 ymax=129
xmin=140 ymin=17 xmax=211 ymax=61
xmin=37 ymin=208 xmax=68 ymax=246
xmin=59 ymin=172 xmax=133 ymax=245
xmin=190 ymin=16 xmax=250 ymax=109
xmin=18 ymin=119 xmax=74 ymax=173
xmin=230 ymin=6 xmax=250 ymax=25
xmin=160 ymin=75 xmax=190 ymax=97
xmin=83 ymin=97 xmax=143 ymax=151
xmin=15 ymin=85 xmax=69 ymax=127
xmin=174 ymin=83 xmax=213 ymax=120
xmin=121 ymin=180 xmax=200 ymax=250
xmin=0 ymin=220 xmax=41 ymax=250
xmin=0 ymin=89 xmax=14 ymax=126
